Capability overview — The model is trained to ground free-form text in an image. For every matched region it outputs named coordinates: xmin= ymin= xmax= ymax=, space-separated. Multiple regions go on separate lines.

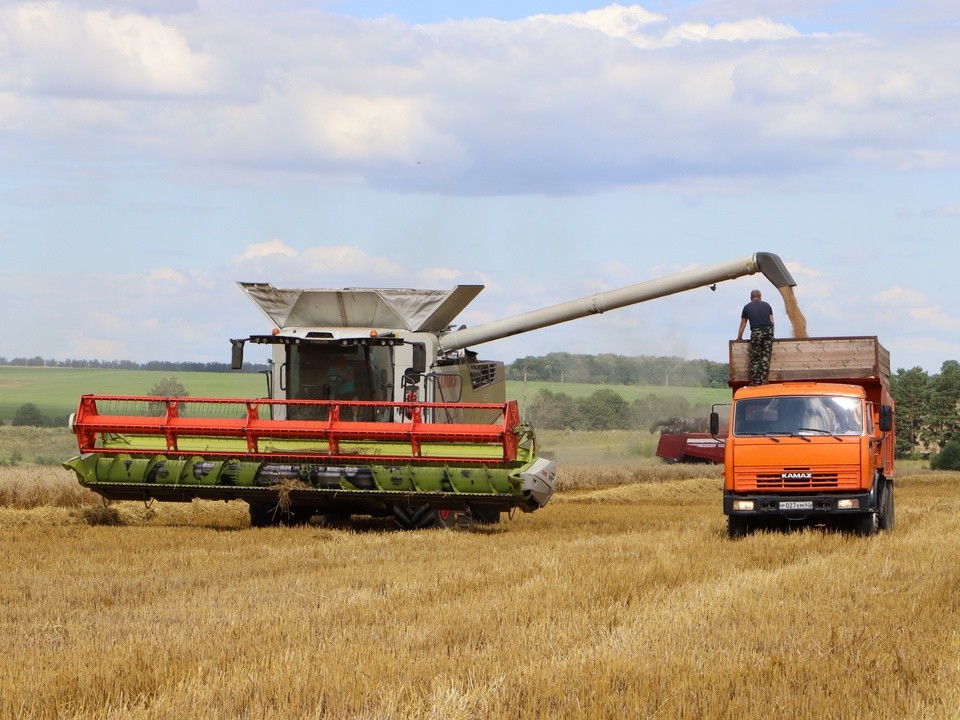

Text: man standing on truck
xmin=737 ymin=289 xmax=775 ymax=385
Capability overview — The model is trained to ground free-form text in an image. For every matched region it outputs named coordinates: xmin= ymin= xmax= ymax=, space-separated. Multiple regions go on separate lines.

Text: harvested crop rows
xmin=2 ymin=464 xmax=959 ymax=719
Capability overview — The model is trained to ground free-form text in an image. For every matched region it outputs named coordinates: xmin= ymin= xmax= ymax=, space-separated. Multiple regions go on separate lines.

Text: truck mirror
xmin=230 ymin=339 xmax=245 ymax=370
xmin=411 ymin=342 xmax=427 ymax=374
xmin=709 ymin=412 xmax=720 ymax=436
xmin=879 ymin=405 xmax=894 ymax=432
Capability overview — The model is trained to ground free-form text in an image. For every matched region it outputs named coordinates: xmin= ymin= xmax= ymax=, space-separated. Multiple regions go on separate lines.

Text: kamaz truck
xmin=716 ymin=336 xmax=895 ymax=537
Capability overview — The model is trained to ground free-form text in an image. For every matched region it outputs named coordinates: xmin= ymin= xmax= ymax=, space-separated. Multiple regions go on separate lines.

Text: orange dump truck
xmin=714 ymin=337 xmax=895 ymax=537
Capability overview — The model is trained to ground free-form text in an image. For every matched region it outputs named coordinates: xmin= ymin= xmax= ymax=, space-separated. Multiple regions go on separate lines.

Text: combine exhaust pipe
xmin=439 ymin=251 xmax=795 ymax=354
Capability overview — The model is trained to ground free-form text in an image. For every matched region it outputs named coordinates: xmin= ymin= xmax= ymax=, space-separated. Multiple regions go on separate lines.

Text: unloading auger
xmin=63 ymin=252 xmax=795 ymax=529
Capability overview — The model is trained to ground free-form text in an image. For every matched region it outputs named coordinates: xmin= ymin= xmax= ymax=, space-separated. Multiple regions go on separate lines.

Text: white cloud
xmin=909 ymin=305 xmax=957 ymax=330
xmin=68 ymin=335 xmax=126 ymax=360
xmin=667 ymin=18 xmax=800 ymax=44
xmin=88 ymin=310 xmax=129 ymax=333
xmin=416 ymin=267 xmax=462 ymax=284
xmin=0 ymin=2 xmax=956 ymax=194
xmin=873 ymin=285 xmax=928 ymax=307
xmin=530 ymin=5 xmax=666 ymax=39
xmin=233 ymin=239 xmax=298 ymax=263
xmin=230 ymin=241 xmax=411 ymax=285
xmin=936 ymin=203 xmax=960 ymax=217
xmin=302 ymin=245 xmax=406 ymax=280
xmin=529 ymin=5 xmax=799 ymax=48
xmin=1 ymin=4 xmax=215 ymax=97
xmin=146 ymin=267 xmax=188 ymax=285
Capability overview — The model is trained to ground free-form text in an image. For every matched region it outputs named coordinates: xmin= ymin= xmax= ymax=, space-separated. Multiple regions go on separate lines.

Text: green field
xmin=509 ymin=378 xmax=730 ymax=406
xmin=0 ymin=367 xmax=267 ymax=424
xmin=0 ymin=367 xmax=730 ymax=425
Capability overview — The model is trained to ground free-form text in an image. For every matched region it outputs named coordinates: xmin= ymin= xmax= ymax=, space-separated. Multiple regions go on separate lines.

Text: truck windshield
xmin=733 ymin=395 xmax=863 ymax=437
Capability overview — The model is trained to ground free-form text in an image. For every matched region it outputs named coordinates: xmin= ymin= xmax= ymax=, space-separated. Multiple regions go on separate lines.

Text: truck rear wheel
xmin=879 ymin=481 xmax=895 ymax=531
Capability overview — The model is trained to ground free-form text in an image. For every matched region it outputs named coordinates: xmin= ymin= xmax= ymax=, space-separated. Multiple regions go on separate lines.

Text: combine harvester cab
xmin=64 ymin=252 xmax=795 ymax=529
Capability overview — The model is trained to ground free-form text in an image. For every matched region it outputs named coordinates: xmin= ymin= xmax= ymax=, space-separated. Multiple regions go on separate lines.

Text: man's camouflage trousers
xmin=749 ymin=327 xmax=774 ymax=384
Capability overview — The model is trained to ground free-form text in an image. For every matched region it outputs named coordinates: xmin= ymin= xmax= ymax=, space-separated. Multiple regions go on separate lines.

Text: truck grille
xmin=736 ymin=465 xmax=862 ymax=491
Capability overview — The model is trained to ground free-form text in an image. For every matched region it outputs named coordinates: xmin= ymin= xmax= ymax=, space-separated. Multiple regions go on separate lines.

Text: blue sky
xmin=2 ymin=1 xmax=959 ymax=374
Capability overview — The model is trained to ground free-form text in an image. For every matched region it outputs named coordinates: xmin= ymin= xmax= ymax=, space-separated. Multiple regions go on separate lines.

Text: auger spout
xmin=438 ymin=251 xmax=795 ymax=354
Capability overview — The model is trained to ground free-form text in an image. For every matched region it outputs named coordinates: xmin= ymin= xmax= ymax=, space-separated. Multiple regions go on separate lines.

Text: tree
xmin=12 ymin=402 xmax=46 ymax=427
xmin=923 ymin=361 xmax=960 ymax=449
xmin=890 ymin=366 xmax=931 ymax=456
xmin=578 ymin=388 xmax=631 ymax=430
xmin=524 ymin=389 xmax=581 ymax=430
xmin=147 ymin=377 xmax=189 ymax=417
xmin=148 ymin=377 xmax=189 ymax=398
xmin=931 ymin=439 xmax=960 ymax=470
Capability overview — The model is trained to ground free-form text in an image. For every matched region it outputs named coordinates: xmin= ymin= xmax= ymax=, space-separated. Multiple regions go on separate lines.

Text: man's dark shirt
xmin=741 ymin=300 xmax=774 ymax=330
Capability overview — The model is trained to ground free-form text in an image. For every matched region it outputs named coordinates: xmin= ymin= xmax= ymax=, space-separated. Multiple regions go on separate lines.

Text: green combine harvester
xmin=63 ymin=252 xmax=795 ymax=528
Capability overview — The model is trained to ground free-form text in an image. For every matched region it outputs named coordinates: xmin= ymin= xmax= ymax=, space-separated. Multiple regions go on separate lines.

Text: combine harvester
xmin=651 ymin=417 xmax=726 ymax=464
xmin=63 ymin=252 xmax=795 ymax=529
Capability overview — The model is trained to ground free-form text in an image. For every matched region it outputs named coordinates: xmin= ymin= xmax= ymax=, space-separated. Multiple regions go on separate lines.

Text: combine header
xmin=64 ymin=251 xmax=796 ymax=528
xmin=66 ymin=395 xmax=545 ymax=527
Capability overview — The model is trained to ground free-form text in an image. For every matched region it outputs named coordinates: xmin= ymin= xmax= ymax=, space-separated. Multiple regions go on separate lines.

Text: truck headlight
xmin=837 ymin=499 xmax=860 ymax=510
xmin=732 ymin=500 xmax=755 ymax=511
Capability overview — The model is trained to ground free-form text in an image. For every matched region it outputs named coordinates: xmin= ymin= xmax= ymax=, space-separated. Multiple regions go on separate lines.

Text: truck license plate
xmin=779 ymin=500 xmax=813 ymax=511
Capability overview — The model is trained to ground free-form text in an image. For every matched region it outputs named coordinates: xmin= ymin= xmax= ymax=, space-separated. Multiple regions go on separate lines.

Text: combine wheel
xmin=249 ymin=502 xmax=313 ymax=527
xmin=248 ymin=502 xmax=278 ymax=528
xmin=470 ymin=507 xmax=502 ymax=525
xmin=312 ymin=513 xmax=352 ymax=528
xmin=392 ymin=504 xmax=458 ymax=530
xmin=278 ymin=507 xmax=315 ymax=526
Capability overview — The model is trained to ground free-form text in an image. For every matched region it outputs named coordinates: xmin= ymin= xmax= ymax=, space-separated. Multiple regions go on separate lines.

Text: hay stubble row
xmin=2 ymin=465 xmax=960 ymax=718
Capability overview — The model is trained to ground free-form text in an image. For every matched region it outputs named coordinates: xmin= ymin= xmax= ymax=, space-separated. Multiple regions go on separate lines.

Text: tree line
xmin=507 ymin=354 xmax=727 ymax=436
xmin=506 ymin=352 xmax=729 ymax=388
xmin=891 ymin=361 xmax=960 ymax=460
xmin=0 ymin=357 xmax=268 ymax=372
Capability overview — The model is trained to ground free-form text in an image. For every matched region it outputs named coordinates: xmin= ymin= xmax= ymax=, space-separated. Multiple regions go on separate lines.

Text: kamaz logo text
xmin=782 ymin=472 xmax=812 ymax=480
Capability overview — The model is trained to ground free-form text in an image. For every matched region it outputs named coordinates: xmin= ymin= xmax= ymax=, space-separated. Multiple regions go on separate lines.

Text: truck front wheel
xmin=852 ymin=510 xmax=879 ymax=536
xmin=727 ymin=515 xmax=753 ymax=539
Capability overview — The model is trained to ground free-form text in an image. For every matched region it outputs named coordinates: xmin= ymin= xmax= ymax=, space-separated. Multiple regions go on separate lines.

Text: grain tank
xmin=64 ymin=252 xmax=795 ymax=529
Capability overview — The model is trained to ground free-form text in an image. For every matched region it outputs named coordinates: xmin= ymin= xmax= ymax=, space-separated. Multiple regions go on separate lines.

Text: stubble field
xmin=2 ymin=452 xmax=960 ymax=719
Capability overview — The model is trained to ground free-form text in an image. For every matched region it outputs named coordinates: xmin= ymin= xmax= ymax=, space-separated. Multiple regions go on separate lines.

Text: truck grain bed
xmin=729 ymin=336 xmax=890 ymax=387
